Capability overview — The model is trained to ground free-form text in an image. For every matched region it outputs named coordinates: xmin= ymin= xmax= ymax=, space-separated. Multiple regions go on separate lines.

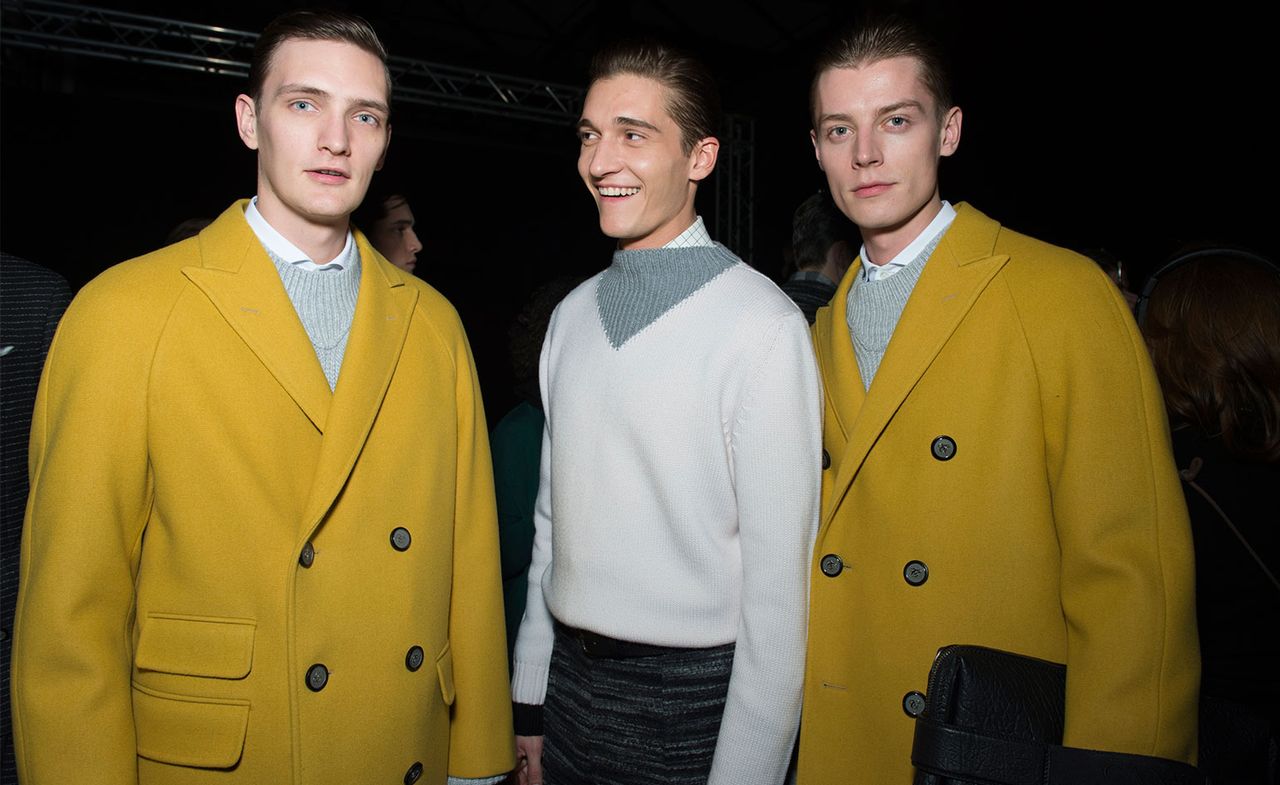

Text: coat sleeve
xmin=11 ymin=265 xmax=162 ymax=785
xmin=1023 ymin=256 xmax=1199 ymax=763
xmin=446 ymin=320 xmax=517 ymax=777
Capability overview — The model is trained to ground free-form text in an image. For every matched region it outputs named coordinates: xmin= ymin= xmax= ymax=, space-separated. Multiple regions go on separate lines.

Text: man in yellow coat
xmin=798 ymin=17 xmax=1200 ymax=784
xmin=10 ymin=10 xmax=514 ymax=785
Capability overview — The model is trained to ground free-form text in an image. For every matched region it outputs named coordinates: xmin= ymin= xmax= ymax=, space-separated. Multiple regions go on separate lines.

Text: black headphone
xmin=1134 ymin=246 xmax=1278 ymax=327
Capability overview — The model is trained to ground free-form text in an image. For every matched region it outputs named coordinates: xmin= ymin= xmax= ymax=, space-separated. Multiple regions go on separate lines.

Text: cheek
xmin=817 ymin=143 xmax=850 ymax=175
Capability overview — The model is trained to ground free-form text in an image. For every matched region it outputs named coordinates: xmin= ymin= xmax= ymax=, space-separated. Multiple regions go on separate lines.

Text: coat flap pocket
xmin=133 ymin=683 xmax=249 ymax=769
xmin=136 ymin=614 xmax=256 ymax=679
xmin=436 ymin=643 xmax=455 ymax=706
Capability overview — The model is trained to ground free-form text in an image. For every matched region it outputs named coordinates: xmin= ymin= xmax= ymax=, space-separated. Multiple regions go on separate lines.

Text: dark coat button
xmin=305 ymin=663 xmax=329 ymax=692
xmin=903 ymin=690 xmax=926 ymax=717
xmin=903 ymin=560 xmax=929 ymax=586
xmin=405 ymin=645 xmax=425 ymax=672
xmin=404 ymin=761 xmax=424 ymax=784
xmin=390 ymin=527 xmax=412 ymax=551
xmin=298 ymin=542 xmax=315 ymax=568
xmin=930 ymin=435 xmax=957 ymax=461
xmin=820 ymin=554 xmax=844 ymax=577
xmin=821 ymin=449 xmax=831 ymax=470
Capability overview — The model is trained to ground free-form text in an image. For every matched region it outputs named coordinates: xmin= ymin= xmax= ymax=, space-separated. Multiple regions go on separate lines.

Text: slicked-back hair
xmin=792 ymin=191 xmax=856 ymax=271
xmin=248 ymin=8 xmax=391 ymax=108
xmin=588 ymin=39 xmax=720 ymax=155
xmin=810 ymin=15 xmax=952 ymax=126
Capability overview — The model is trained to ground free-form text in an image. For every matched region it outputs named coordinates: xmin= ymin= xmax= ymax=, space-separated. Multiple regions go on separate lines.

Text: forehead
xmin=379 ymin=200 xmax=414 ymax=224
xmin=815 ymin=56 xmax=934 ymax=116
xmin=582 ymin=74 xmax=675 ymax=126
xmin=265 ymin=37 xmax=389 ymax=103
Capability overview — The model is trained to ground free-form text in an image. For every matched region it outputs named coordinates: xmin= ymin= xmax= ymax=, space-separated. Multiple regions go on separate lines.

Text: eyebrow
xmin=817 ymin=100 xmax=928 ymax=126
xmin=614 ymin=115 xmax=660 ymax=132
xmin=879 ymin=100 xmax=927 ymax=116
xmin=276 ymin=83 xmax=391 ymax=116
xmin=575 ymin=116 xmax=662 ymax=133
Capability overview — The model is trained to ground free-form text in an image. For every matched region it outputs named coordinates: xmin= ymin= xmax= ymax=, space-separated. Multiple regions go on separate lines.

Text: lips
xmin=854 ymin=182 xmax=892 ymax=198
xmin=597 ymin=185 xmax=640 ymax=197
xmin=307 ymin=168 xmax=350 ymax=184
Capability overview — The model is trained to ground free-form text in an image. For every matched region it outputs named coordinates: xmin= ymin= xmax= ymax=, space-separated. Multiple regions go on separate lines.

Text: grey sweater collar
xmin=596 ymin=244 xmax=738 ymax=349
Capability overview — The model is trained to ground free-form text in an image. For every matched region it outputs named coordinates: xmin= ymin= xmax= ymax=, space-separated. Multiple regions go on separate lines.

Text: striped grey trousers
xmin=543 ymin=624 xmax=735 ymax=785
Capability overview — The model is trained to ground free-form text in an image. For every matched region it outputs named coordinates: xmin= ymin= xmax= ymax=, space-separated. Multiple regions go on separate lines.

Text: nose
xmin=585 ymin=137 xmax=621 ymax=179
xmin=852 ymin=131 xmax=881 ymax=168
xmin=406 ymin=228 xmax=423 ymax=255
xmin=319 ymin=113 xmax=351 ymax=156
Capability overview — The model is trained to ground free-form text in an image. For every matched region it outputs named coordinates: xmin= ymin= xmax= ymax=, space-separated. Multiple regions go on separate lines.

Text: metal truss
xmin=0 ymin=0 xmax=256 ymax=77
xmin=713 ymin=113 xmax=755 ymax=262
xmin=0 ymin=0 xmax=585 ymax=124
xmin=1 ymin=0 xmax=754 ymax=252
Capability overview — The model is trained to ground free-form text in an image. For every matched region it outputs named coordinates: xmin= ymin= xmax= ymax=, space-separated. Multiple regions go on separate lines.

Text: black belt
xmin=561 ymin=624 xmax=689 ymax=660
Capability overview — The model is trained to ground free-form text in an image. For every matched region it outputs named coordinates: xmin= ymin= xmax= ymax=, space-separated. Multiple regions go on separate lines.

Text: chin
xmin=598 ymin=221 xmax=632 ymax=241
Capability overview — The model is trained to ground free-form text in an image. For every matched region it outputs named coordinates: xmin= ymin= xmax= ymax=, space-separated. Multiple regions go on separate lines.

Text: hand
xmin=514 ymin=735 xmax=544 ymax=785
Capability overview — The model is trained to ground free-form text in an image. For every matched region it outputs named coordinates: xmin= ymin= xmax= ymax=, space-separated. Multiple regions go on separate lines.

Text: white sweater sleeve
xmin=509 ymin=333 xmax=557 ymax=707
xmin=707 ymin=311 xmax=822 ymax=785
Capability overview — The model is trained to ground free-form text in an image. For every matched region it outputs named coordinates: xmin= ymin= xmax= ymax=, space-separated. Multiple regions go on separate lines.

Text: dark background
xmin=2 ymin=0 xmax=1272 ymax=422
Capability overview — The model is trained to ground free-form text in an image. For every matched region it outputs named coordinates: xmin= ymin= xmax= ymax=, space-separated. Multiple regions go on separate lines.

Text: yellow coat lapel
xmin=301 ymin=231 xmax=418 ymax=529
xmin=822 ymin=204 xmax=1009 ymax=529
xmin=182 ymin=201 xmax=332 ymax=431
xmin=181 ymin=202 xmax=420 ymax=529
xmin=814 ymin=268 xmax=865 ymax=446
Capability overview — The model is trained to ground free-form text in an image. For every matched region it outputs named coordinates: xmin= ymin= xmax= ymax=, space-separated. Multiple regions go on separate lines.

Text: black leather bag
xmin=911 ymin=645 xmax=1204 ymax=785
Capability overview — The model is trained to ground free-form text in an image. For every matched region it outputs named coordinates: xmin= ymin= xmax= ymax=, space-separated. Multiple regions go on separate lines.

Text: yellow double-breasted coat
xmin=797 ymin=204 xmax=1199 ymax=783
xmin=11 ymin=202 xmax=515 ymax=784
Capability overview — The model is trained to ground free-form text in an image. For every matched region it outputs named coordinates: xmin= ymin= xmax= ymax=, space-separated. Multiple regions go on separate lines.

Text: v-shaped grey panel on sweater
xmin=595 ymin=244 xmax=738 ymax=349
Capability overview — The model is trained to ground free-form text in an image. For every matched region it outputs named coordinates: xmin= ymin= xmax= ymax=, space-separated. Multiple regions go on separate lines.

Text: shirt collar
xmin=243 ymin=196 xmax=354 ymax=272
xmin=858 ymin=200 xmax=956 ymax=280
xmin=663 ymin=216 xmax=716 ymax=249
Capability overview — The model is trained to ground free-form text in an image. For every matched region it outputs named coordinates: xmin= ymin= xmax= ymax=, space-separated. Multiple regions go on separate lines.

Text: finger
xmin=528 ymin=753 xmax=543 ymax=785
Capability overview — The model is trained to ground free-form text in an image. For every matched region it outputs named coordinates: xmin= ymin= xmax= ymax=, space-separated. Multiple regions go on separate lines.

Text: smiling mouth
xmin=598 ymin=186 xmax=640 ymax=197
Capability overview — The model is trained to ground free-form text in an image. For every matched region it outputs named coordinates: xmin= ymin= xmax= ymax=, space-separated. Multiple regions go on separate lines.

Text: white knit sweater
xmin=511 ymin=245 xmax=822 ymax=785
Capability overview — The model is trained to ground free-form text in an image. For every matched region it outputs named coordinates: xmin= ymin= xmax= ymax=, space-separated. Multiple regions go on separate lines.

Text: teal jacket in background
xmin=489 ymin=400 xmax=543 ymax=666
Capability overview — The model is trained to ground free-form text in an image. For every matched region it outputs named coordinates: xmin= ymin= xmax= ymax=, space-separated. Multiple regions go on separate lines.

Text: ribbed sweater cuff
xmin=510 ymin=660 xmax=550 ymax=706
xmin=512 ymin=702 xmax=544 ymax=736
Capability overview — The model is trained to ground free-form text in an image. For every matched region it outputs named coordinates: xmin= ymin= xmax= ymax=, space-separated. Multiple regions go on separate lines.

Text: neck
xmin=861 ymin=196 xmax=943 ymax=266
xmin=255 ymin=195 xmax=350 ymax=264
xmin=616 ymin=201 xmax=697 ymax=250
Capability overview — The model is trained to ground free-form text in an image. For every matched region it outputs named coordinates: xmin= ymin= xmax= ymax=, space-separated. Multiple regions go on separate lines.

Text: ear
xmin=939 ymin=106 xmax=962 ymax=158
xmin=810 ymin=128 xmax=825 ymax=171
xmin=376 ymin=123 xmax=392 ymax=172
xmin=235 ymin=94 xmax=259 ymax=151
xmin=687 ymin=136 xmax=720 ymax=183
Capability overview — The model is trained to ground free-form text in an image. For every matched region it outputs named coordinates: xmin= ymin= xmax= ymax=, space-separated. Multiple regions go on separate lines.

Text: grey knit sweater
xmin=265 ymin=248 xmax=361 ymax=390
xmin=846 ymin=234 xmax=940 ymax=390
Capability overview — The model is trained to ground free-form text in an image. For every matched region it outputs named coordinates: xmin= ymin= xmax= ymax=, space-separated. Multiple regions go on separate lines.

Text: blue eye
xmin=887 ymin=116 xmax=908 ymax=128
xmin=291 ymin=100 xmax=314 ymax=111
xmin=356 ymin=113 xmax=378 ymax=125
